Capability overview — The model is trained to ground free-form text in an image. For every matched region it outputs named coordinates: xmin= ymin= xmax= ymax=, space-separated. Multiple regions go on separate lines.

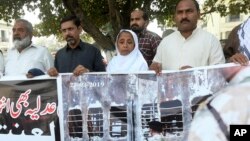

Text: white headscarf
xmin=238 ymin=17 xmax=250 ymax=59
xmin=107 ymin=29 xmax=148 ymax=73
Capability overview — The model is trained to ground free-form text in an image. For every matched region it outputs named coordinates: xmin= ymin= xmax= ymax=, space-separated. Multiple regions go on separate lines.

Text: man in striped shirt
xmin=130 ymin=8 xmax=162 ymax=66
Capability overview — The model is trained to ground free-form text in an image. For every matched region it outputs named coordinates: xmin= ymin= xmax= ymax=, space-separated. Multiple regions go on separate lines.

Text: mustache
xmin=180 ymin=19 xmax=190 ymax=23
xmin=131 ymin=24 xmax=139 ymax=27
xmin=13 ymin=36 xmax=22 ymax=41
xmin=66 ymin=36 xmax=74 ymax=41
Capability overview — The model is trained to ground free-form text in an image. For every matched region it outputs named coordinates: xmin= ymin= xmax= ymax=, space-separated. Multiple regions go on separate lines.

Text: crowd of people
xmin=0 ymin=0 xmax=249 ymax=140
xmin=0 ymin=0 xmax=249 ymax=78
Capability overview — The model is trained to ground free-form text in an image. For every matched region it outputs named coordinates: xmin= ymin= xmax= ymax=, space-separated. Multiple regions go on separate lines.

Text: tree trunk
xmin=62 ymin=0 xmax=115 ymax=50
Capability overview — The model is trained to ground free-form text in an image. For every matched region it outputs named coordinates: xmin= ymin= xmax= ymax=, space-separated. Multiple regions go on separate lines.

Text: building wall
xmin=0 ymin=20 xmax=12 ymax=53
xmin=202 ymin=13 xmax=249 ymax=40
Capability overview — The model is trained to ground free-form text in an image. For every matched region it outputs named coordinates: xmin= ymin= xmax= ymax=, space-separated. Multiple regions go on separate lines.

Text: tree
xmin=0 ymin=0 xmax=249 ymax=50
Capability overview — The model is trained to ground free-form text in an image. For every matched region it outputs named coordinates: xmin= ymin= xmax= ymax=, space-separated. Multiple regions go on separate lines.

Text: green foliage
xmin=202 ymin=0 xmax=250 ymax=16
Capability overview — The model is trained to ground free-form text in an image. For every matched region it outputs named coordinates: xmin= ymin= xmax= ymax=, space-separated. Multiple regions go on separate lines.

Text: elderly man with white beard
xmin=4 ymin=19 xmax=53 ymax=77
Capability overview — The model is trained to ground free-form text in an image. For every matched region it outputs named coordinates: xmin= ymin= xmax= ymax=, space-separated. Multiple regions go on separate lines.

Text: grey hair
xmin=15 ymin=19 xmax=33 ymax=34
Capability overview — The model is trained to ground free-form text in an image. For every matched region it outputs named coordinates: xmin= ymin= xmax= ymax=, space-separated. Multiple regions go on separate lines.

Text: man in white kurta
xmin=153 ymin=27 xmax=225 ymax=70
xmin=150 ymin=0 xmax=225 ymax=73
xmin=5 ymin=44 xmax=53 ymax=76
xmin=4 ymin=19 xmax=53 ymax=76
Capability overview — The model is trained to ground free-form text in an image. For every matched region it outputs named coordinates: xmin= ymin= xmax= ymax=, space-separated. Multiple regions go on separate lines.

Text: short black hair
xmin=148 ymin=121 xmax=164 ymax=133
xmin=60 ymin=15 xmax=81 ymax=27
xmin=175 ymin=0 xmax=200 ymax=12
xmin=132 ymin=8 xmax=149 ymax=21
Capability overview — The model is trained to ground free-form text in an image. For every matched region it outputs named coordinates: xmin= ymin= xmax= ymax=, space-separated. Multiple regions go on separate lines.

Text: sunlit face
xmin=117 ymin=32 xmax=135 ymax=56
xmin=174 ymin=0 xmax=200 ymax=33
xmin=130 ymin=10 xmax=148 ymax=33
xmin=61 ymin=20 xmax=82 ymax=48
xmin=12 ymin=21 xmax=32 ymax=49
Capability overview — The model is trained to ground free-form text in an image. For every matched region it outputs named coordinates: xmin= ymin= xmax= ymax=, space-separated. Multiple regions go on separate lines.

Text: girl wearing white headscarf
xmin=107 ymin=29 xmax=148 ymax=72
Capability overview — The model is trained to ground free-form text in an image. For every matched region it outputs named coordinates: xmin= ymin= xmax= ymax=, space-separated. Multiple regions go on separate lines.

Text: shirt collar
xmin=137 ymin=29 xmax=147 ymax=37
xmin=177 ymin=27 xmax=199 ymax=40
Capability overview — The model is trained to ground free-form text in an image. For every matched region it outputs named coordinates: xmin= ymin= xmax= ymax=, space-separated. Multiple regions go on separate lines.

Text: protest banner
xmin=57 ymin=64 xmax=235 ymax=141
xmin=1 ymin=63 xmax=246 ymax=141
xmin=0 ymin=78 xmax=59 ymax=141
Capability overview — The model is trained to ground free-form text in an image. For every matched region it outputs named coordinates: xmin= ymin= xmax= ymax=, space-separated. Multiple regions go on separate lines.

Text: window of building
xmin=1 ymin=30 xmax=9 ymax=42
xmin=227 ymin=14 xmax=240 ymax=22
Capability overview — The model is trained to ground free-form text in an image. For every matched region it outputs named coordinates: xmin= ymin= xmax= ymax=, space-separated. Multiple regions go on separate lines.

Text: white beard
xmin=13 ymin=36 xmax=31 ymax=50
